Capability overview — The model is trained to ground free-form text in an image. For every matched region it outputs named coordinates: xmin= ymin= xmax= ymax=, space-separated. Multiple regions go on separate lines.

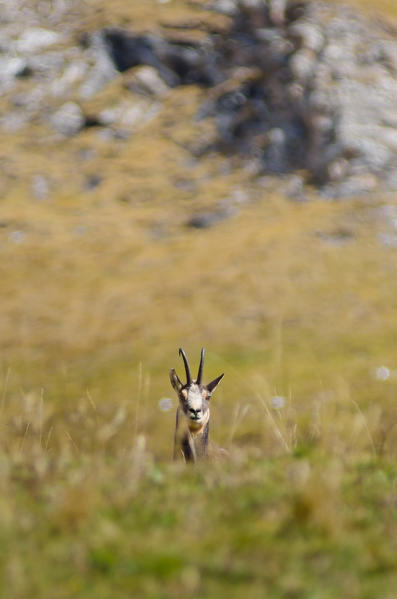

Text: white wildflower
xmin=271 ymin=396 xmax=286 ymax=409
xmin=375 ymin=366 xmax=390 ymax=381
xmin=158 ymin=397 xmax=173 ymax=412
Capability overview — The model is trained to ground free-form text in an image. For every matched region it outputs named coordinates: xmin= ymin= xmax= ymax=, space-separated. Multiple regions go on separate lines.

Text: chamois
xmin=170 ymin=348 xmax=224 ymax=462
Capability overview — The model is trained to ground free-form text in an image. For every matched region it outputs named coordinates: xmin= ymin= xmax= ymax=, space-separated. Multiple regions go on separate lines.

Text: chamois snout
xmin=189 ymin=408 xmax=201 ymax=420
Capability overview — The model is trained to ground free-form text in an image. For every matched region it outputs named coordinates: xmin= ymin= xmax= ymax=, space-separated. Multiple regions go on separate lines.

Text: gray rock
xmin=129 ymin=66 xmax=170 ymax=97
xmin=289 ymin=21 xmax=324 ymax=53
xmin=282 ymin=174 xmax=306 ymax=201
xmin=98 ymin=99 xmax=157 ymax=129
xmin=85 ymin=174 xmax=102 ymax=191
xmin=32 ymin=175 xmax=50 ymax=200
xmin=210 ymin=0 xmax=238 ymax=15
xmin=9 ymin=230 xmax=25 ymax=244
xmin=0 ymin=56 xmax=30 ymax=94
xmin=289 ymin=49 xmax=317 ymax=81
xmin=11 ymin=87 xmax=45 ymax=111
xmin=79 ymin=65 xmax=117 ymax=99
xmin=50 ymin=61 xmax=88 ymax=97
xmin=317 ymin=228 xmax=355 ymax=246
xmin=322 ymin=174 xmax=378 ymax=198
xmin=0 ymin=111 xmax=29 ymax=132
xmin=50 ymin=101 xmax=85 ymax=136
xmin=120 ymin=100 xmax=157 ymax=127
xmin=187 ymin=207 xmax=235 ymax=229
xmin=27 ymin=52 xmax=65 ymax=75
xmin=16 ymin=28 xmax=62 ymax=53
xmin=385 ymin=171 xmax=397 ymax=190
xmin=379 ymin=204 xmax=397 ymax=230
xmin=264 ymin=127 xmax=289 ymax=173
xmin=269 ymin=0 xmax=288 ymax=26
xmin=1 ymin=56 xmax=29 ymax=79
xmin=78 ymin=31 xmax=118 ymax=99
xmin=377 ymin=233 xmax=397 ymax=248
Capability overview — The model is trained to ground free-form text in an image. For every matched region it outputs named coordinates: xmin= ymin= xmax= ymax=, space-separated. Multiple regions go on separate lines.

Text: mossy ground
xmin=1 ymin=1 xmax=397 ymax=597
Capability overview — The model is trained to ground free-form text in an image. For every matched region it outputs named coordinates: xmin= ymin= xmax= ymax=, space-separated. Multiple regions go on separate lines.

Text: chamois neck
xmin=181 ymin=421 xmax=209 ymax=462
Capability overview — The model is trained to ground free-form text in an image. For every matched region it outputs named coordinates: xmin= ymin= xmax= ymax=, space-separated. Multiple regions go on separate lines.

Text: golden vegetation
xmin=2 ymin=1 xmax=397 ymax=596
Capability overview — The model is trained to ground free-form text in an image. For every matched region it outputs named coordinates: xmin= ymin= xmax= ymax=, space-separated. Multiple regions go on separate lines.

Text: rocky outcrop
xmin=93 ymin=0 xmax=397 ymax=196
xmin=2 ymin=0 xmax=397 ymax=197
xmin=202 ymin=0 xmax=397 ymax=196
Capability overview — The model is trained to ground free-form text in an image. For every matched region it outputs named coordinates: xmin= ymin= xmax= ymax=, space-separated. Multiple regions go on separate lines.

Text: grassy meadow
xmin=1 ymin=0 xmax=397 ymax=597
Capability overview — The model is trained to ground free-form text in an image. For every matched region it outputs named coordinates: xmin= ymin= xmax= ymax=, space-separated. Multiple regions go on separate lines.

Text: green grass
xmin=2 ymin=0 xmax=397 ymax=596
xmin=1 ymin=444 xmax=397 ymax=598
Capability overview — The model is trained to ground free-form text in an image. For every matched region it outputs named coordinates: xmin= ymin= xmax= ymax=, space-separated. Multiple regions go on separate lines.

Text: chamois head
xmin=170 ymin=348 xmax=224 ymax=430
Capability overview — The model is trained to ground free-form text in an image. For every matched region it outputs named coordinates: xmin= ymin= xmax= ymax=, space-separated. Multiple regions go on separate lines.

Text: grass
xmin=2 ymin=344 xmax=397 ymax=597
xmin=1 ymin=431 xmax=397 ymax=598
xmin=2 ymin=0 xmax=397 ymax=596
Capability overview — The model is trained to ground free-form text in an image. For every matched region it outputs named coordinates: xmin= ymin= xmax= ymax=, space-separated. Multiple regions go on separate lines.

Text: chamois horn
xmin=179 ymin=348 xmax=192 ymax=385
xmin=196 ymin=347 xmax=205 ymax=385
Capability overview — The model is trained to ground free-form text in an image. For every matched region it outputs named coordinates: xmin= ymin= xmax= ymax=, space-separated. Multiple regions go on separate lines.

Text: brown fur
xmin=170 ymin=348 xmax=223 ymax=463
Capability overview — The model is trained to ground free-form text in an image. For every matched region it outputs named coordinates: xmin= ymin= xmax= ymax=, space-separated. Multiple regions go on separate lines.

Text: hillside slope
xmin=1 ymin=2 xmax=397 ymax=597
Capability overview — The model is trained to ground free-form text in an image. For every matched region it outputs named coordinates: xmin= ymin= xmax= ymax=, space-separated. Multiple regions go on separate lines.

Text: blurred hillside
xmin=1 ymin=0 xmax=397 ymax=454
xmin=1 ymin=1 xmax=397 ymax=598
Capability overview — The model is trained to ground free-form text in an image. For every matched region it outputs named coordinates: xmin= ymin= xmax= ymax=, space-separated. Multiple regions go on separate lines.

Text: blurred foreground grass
xmin=1 ymin=0 xmax=397 ymax=596
xmin=1 ymin=423 xmax=397 ymax=598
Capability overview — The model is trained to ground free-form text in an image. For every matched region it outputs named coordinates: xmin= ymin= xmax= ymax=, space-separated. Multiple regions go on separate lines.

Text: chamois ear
xmin=206 ymin=373 xmax=224 ymax=396
xmin=170 ymin=369 xmax=183 ymax=393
